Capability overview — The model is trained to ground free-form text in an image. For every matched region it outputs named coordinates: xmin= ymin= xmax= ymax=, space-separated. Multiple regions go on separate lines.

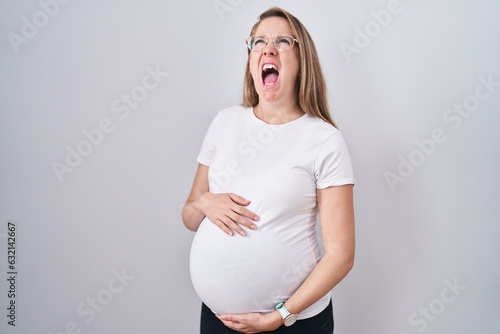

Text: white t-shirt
xmin=190 ymin=106 xmax=355 ymax=319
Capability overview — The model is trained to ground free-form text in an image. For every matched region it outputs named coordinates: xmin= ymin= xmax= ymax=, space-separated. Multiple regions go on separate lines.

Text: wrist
xmin=266 ymin=310 xmax=284 ymax=330
xmin=275 ymin=302 xmax=298 ymax=327
xmin=193 ymin=193 xmax=208 ymax=212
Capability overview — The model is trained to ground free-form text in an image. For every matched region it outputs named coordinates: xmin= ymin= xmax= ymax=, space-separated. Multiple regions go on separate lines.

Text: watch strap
xmin=276 ymin=302 xmax=290 ymax=319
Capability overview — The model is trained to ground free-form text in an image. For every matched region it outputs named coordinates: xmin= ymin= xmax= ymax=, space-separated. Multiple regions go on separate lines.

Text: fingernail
xmin=239 ymin=230 xmax=247 ymax=236
xmin=254 ymin=215 xmax=260 ymax=221
xmin=227 ymin=231 xmax=233 ymax=236
xmin=251 ymin=225 xmax=257 ymax=230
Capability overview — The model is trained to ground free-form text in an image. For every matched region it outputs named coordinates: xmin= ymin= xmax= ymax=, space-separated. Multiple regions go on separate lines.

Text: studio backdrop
xmin=1 ymin=0 xmax=499 ymax=333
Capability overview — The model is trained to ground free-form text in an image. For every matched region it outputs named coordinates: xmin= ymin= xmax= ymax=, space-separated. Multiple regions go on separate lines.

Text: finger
xmin=214 ymin=218 xmax=234 ymax=236
xmin=228 ymin=193 xmax=251 ymax=206
xmin=216 ymin=314 xmax=238 ymax=329
xmin=218 ymin=317 xmax=242 ymax=329
xmin=219 ymin=313 xmax=248 ymax=323
xmin=227 ymin=211 xmax=257 ymax=232
xmin=221 ymin=215 xmax=248 ymax=236
xmin=232 ymin=205 xmax=260 ymax=222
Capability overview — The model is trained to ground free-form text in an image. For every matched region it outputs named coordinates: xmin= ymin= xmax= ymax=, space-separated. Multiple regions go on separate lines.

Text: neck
xmin=254 ymin=100 xmax=304 ymax=125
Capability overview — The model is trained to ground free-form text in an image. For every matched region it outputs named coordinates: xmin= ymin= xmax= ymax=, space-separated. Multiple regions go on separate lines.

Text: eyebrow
xmin=254 ymin=34 xmax=292 ymax=37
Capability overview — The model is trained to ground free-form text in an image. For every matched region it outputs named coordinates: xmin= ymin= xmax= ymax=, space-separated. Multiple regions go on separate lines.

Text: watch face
xmin=284 ymin=314 xmax=298 ymax=326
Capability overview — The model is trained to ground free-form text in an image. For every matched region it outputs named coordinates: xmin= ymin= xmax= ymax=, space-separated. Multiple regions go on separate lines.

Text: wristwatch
xmin=275 ymin=302 xmax=298 ymax=326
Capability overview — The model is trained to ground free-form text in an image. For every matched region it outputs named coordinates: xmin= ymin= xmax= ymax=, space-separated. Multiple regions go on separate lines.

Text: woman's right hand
xmin=195 ymin=192 xmax=260 ymax=236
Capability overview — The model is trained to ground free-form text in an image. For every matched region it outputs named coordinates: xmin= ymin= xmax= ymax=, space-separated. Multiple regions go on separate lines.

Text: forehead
xmin=254 ymin=17 xmax=292 ymax=36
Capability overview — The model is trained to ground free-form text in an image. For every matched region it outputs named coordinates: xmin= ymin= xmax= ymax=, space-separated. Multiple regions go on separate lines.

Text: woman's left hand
xmin=216 ymin=311 xmax=283 ymax=333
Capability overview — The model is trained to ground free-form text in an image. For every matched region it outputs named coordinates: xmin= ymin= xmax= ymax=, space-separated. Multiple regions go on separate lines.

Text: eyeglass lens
xmin=248 ymin=35 xmax=295 ymax=52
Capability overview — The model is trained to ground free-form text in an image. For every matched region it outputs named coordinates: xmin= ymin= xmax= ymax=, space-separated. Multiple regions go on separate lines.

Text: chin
xmin=259 ymin=91 xmax=280 ymax=102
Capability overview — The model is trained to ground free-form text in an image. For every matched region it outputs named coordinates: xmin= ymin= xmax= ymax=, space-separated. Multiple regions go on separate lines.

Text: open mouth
xmin=262 ymin=63 xmax=279 ymax=86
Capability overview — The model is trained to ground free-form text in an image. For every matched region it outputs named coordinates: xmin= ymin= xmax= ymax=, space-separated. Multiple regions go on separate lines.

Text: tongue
xmin=263 ymin=73 xmax=279 ymax=84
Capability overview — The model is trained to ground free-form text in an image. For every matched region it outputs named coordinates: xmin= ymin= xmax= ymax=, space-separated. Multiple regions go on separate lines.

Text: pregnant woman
xmin=182 ymin=7 xmax=355 ymax=334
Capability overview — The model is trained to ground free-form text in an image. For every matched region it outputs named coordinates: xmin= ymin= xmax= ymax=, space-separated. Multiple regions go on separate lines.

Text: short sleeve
xmin=314 ymin=132 xmax=355 ymax=189
xmin=196 ymin=113 xmax=221 ymax=166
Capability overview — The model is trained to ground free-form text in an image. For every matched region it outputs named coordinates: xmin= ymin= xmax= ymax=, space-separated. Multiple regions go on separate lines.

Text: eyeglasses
xmin=245 ymin=35 xmax=299 ymax=52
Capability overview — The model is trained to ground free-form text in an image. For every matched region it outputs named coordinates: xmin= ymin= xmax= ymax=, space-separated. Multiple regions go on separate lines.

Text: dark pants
xmin=200 ymin=300 xmax=334 ymax=334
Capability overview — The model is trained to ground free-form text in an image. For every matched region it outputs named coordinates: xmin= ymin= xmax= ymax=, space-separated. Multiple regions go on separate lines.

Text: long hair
xmin=242 ymin=7 xmax=336 ymax=128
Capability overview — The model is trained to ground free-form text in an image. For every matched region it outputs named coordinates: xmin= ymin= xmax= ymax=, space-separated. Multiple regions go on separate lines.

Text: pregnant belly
xmin=189 ymin=218 xmax=318 ymax=314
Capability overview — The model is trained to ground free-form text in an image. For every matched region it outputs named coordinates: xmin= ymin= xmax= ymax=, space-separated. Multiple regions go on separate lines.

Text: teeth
xmin=263 ymin=64 xmax=277 ymax=71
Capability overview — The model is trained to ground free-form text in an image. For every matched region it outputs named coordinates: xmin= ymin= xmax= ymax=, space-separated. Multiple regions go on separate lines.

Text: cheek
xmin=291 ymin=53 xmax=300 ymax=76
xmin=284 ymin=59 xmax=300 ymax=80
xmin=249 ymin=57 xmax=260 ymax=80
xmin=292 ymin=61 xmax=300 ymax=78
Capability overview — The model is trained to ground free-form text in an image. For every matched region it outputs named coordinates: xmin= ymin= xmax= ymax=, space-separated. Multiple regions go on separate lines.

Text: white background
xmin=1 ymin=0 xmax=499 ymax=333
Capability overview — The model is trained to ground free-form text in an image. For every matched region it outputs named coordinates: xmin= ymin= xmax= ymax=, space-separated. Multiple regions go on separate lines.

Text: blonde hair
xmin=242 ymin=7 xmax=336 ymax=128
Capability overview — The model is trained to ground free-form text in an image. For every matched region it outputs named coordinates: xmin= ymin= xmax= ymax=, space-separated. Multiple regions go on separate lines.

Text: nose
xmin=262 ymin=40 xmax=277 ymax=56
